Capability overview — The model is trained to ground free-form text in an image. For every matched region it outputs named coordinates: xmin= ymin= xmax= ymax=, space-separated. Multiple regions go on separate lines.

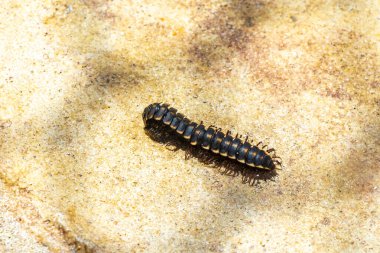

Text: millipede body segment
xmin=143 ymin=103 xmax=281 ymax=170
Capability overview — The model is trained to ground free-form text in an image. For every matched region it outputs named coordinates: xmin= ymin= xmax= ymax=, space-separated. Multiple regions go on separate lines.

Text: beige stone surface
xmin=0 ymin=0 xmax=379 ymax=252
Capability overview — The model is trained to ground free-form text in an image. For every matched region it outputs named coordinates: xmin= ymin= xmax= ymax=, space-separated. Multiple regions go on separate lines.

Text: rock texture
xmin=0 ymin=0 xmax=379 ymax=252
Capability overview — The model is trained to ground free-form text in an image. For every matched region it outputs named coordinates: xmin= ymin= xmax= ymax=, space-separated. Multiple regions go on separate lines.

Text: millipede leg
xmin=273 ymin=160 xmax=283 ymax=169
xmin=272 ymin=156 xmax=282 ymax=162
xmin=185 ymin=149 xmax=192 ymax=160
xmin=165 ymin=143 xmax=180 ymax=152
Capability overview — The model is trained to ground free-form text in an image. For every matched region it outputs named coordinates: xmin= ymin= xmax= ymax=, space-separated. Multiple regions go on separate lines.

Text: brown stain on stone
xmin=331 ymin=118 xmax=380 ymax=198
xmin=314 ymin=29 xmax=379 ymax=103
xmin=188 ymin=0 xmax=380 ymax=101
xmin=304 ymin=3 xmax=380 ymax=201
xmin=0 ymin=182 xmax=75 ymax=252
xmin=188 ymin=0 xmax=269 ymax=72
xmin=57 ymin=221 xmax=100 ymax=253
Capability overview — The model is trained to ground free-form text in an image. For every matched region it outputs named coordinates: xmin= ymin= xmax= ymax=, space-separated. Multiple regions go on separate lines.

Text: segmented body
xmin=143 ymin=103 xmax=281 ymax=170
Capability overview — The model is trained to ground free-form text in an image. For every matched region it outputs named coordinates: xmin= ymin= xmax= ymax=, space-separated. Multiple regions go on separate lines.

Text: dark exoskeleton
xmin=143 ymin=103 xmax=282 ymax=170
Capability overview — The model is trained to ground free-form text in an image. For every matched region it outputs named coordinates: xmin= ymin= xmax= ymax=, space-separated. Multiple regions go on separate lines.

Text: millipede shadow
xmin=145 ymin=122 xmax=278 ymax=187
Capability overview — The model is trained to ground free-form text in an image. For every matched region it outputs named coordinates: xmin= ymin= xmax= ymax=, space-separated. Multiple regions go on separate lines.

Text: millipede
xmin=142 ymin=103 xmax=282 ymax=171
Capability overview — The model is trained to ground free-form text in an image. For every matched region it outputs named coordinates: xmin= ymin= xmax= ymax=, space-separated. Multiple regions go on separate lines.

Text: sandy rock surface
xmin=0 ymin=0 xmax=379 ymax=252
